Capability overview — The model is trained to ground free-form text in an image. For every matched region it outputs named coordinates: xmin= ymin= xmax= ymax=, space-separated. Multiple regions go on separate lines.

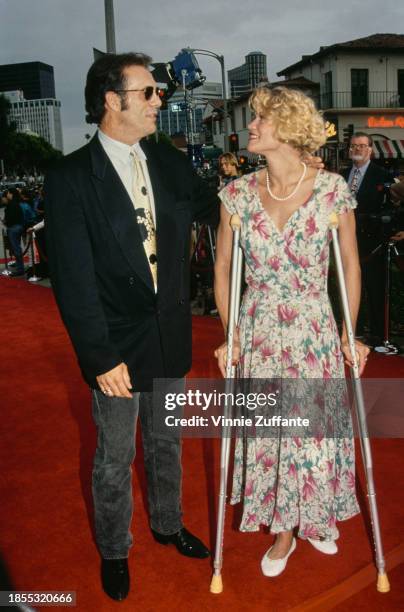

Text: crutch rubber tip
xmin=377 ymin=572 xmax=390 ymax=593
xmin=210 ymin=574 xmax=223 ymax=594
xmin=328 ymin=212 xmax=339 ymax=229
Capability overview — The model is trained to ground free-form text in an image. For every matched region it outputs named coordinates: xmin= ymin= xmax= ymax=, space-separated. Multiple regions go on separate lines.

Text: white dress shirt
xmin=97 ymin=129 xmax=156 ymax=223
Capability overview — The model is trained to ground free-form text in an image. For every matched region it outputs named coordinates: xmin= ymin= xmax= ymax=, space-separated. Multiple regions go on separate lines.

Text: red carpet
xmin=0 ymin=277 xmax=403 ymax=611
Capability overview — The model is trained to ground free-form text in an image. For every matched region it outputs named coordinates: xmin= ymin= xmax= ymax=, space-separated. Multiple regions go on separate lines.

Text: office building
xmin=228 ymin=52 xmax=268 ymax=98
xmin=0 ymin=61 xmax=55 ymax=100
xmin=277 ymin=33 xmax=404 ymax=167
xmin=4 ymin=90 xmax=63 ymax=151
xmin=158 ymin=81 xmax=222 ymax=140
xmin=0 ymin=60 xmax=63 ymax=151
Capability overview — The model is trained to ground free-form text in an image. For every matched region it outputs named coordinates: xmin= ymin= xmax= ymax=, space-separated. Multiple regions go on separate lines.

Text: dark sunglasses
xmin=115 ymin=86 xmax=163 ymax=101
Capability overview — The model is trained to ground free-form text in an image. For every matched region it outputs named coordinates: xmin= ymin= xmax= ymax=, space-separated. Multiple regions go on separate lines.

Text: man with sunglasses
xmin=342 ymin=132 xmax=390 ymax=345
xmin=44 ymin=53 xmax=217 ymax=601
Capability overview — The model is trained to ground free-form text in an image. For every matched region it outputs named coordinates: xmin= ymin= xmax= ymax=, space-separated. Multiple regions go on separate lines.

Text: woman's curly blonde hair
xmin=249 ymin=86 xmax=327 ymax=154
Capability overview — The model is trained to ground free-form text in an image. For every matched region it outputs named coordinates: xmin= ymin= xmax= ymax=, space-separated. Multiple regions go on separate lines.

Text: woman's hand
xmin=341 ymin=339 xmax=370 ymax=376
xmin=214 ymin=330 xmax=241 ymax=377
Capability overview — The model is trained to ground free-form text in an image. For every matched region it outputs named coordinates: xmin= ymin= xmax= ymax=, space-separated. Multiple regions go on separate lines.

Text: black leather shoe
xmin=101 ymin=558 xmax=129 ymax=601
xmin=9 ymin=270 xmax=25 ymax=277
xmin=151 ymin=527 xmax=210 ymax=558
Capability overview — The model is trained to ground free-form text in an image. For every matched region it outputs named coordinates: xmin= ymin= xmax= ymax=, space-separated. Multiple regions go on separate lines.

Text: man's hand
xmin=96 ymin=362 xmax=133 ymax=398
xmin=302 ymin=154 xmax=324 ymax=169
xmin=391 ymin=231 xmax=404 ymax=242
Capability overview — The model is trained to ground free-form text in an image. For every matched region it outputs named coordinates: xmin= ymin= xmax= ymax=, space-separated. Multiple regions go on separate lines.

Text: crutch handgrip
xmin=230 ymin=213 xmax=241 ymax=231
xmin=225 ymin=215 xmax=242 ymax=379
xmin=329 ymin=211 xmax=339 ymax=229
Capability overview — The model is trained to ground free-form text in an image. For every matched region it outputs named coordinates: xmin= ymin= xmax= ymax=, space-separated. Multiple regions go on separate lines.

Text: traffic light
xmin=343 ymin=124 xmax=354 ymax=144
xmin=157 ymin=87 xmax=171 ymax=110
xmin=238 ymin=155 xmax=248 ymax=171
xmin=229 ymin=133 xmax=239 ymax=152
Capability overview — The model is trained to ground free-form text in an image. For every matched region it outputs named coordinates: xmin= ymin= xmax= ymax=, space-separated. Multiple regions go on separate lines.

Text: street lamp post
xmin=181 ymin=69 xmax=190 ymax=146
xmin=104 ymin=0 xmax=116 ymax=53
xmin=183 ymin=47 xmax=229 ymax=152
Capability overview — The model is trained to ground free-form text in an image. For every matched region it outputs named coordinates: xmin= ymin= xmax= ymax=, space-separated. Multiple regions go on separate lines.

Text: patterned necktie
xmin=130 ymin=151 xmax=157 ymax=290
xmin=350 ymin=168 xmax=361 ymax=195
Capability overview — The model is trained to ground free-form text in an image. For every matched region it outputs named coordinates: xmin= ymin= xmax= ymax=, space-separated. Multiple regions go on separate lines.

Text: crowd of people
xmin=0 ymin=184 xmax=47 ymax=278
xmin=2 ymin=141 xmax=403 ymax=326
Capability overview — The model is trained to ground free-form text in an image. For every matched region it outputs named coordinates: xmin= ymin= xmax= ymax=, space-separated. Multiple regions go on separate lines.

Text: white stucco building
xmin=277 ymin=33 xmax=404 ymax=166
xmin=4 ymin=89 xmax=64 ymax=152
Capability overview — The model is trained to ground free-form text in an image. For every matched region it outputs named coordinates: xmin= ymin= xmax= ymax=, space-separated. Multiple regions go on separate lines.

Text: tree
xmin=6 ymin=132 xmax=62 ymax=174
xmin=0 ymin=94 xmax=62 ymax=175
xmin=0 ymin=94 xmax=16 ymax=163
xmin=149 ymin=131 xmax=175 ymax=147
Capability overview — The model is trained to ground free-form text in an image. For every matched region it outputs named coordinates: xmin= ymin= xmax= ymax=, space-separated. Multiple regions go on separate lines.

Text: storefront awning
xmin=373 ymin=139 xmax=404 ymax=159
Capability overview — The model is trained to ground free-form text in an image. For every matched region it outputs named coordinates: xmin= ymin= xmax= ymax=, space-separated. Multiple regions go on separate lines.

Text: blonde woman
xmin=214 ymin=87 xmax=369 ymax=577
xmin=218 ymin=152 xmax=241 ymax=188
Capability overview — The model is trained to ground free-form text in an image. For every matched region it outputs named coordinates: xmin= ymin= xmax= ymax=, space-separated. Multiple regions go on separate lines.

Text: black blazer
xmin=342 ymin=161 xmax=390 ymax=255
xmin=44 ymin=135 xmax=218 ymax=391
xmin=342 ymin=161 xmax=389 ymax=214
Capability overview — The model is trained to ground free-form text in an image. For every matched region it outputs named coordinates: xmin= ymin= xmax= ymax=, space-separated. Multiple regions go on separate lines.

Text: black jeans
xmin=92 ymin=389 xmax=183 ymax=559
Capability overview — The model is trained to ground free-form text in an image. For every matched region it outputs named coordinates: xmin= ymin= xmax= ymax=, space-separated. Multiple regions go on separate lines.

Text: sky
xmin=1 ymin=0 xmax=403 ymax=153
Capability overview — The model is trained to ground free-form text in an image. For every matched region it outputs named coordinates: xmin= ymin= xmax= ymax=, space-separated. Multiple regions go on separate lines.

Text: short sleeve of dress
xmin=219 ymin=182 xmax=237 ymax=215
xmin=334 ymin=174 xmax=357 ymax=215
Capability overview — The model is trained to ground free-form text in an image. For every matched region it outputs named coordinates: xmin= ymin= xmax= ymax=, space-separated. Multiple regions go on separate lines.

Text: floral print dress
xmin=219 ymin=169 xmax=360 ymax=540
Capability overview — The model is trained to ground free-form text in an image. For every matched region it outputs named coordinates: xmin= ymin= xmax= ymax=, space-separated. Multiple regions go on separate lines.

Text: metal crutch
xmin=329 ymin=212 xmax=390 ymax=593
xmin=210 ymin=214 xmax=243 ymax=594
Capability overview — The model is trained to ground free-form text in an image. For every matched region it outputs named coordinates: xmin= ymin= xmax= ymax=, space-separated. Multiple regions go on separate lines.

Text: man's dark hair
xmin=5 ymin=188 xmax=21 ymax=203
xmin=85 ymin=52 xmax=152 ymax=125
xmin=351 ymin=131 xmax=373 ymax=147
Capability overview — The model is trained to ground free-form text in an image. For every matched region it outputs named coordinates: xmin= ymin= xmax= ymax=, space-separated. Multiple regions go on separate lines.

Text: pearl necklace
xmin=266 ymin=162 xmax=307 ymax=202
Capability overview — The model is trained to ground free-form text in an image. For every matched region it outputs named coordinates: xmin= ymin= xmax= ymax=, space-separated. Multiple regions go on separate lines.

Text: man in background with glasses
xmin=44 ymin=53 xmax=215 ymax=602
xmin=342 ymin=132 xmax=390 ymax=345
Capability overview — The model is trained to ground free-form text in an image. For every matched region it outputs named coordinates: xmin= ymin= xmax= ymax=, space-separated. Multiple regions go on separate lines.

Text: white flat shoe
xmin=307 ymin=537 xmax=338 ymax=555
xmin=261 ymin=537 xmax=296 ymax=577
